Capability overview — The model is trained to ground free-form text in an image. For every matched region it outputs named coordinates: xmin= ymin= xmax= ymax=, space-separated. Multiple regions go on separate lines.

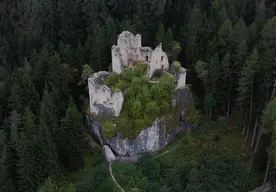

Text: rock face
xmin=88 ymin=71 xmax=124 ymax=116
xmin=103 ymin=145 xmax=116 ymax=162
xmin=86 ymin=87 xmax=194 ymax=161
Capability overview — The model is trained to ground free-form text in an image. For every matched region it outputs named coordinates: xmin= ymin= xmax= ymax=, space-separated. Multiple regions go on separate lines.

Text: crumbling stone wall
xmin=88 ymin=71 xmax=124 ymax=116
xmin=147 ymin=44 xmax=169 ymax=78
xmin=111 ymin=31 xmax=169 ymax=78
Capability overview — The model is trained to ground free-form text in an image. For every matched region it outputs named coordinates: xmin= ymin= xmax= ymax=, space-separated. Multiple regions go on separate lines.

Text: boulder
xmin=103 ymin=145 xmax=116 ymax=162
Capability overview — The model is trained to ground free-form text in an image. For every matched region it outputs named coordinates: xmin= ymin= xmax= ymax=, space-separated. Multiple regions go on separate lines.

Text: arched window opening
xmin=161 ymin=56 xmax=164 ymax=62
xmin=145 ymin=55 xmax=149 ymax=61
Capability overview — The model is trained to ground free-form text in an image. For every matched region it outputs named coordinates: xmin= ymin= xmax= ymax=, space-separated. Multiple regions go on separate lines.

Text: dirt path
xmin=109 ymin=163 xmax=125 ymax=192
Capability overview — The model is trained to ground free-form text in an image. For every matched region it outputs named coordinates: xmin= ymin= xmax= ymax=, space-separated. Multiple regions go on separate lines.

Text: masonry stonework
xmin=111 ymin=31 xmax=169 ymax=78
xmin=88 ymin=31 xmax=187 ymax=118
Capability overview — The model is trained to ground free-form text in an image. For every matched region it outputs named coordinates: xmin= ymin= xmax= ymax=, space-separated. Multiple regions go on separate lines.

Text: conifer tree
xmin=39 ymin=91 xmax=59 ymax=139
xmin=260 ymin=98 xmax=276 ymax=186
xmin=204 ymin=93 xmax=216 ymax=117
xmin=59 ymin=96 xmax=85 ymax=170
xmin=17 ymin=108 xmax=39 ymax=192
xmin=221 ymin=52 xmax=232 ymax=118
xmin=38 ymin=178 xmax=76 ymax=192
xmin=156 ymin=23 xmax=165 ymax=43
xmin=179 ymin=5 xmax=203 ymax=64
xmin=258 ymin=16 xmax=276 ymax=102
xmin=164 ymin=28 xmax=173 ymax=52
xmin=3 ymin=110 xmax=21 ymax=191
xmin=208 ymin=53 xmax=223 ymax=103
xmin=217 ymin=18 xmax=234 ymax=54
xmin=35 ymin=120 xmax=59 ymax=183
xmin=8 ymin=83 xmax=23 ymax=113
xmin=255 ymin=0 xmax=267 ymax=28
xmin=233 ymin=18 xmax=248 ymax=44
xmin=237 ymin=48 xmax=259 ymax=137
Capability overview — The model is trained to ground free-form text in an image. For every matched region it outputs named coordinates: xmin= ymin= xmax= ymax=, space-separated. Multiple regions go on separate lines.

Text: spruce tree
xmin=156 ymin=23 xmax=165 ymax=43
xmin=217 ymin=18 xmax=234 ymax=54
xmin=164 ymin=28 xmax=174 ymax=52
xmin=17 ymin=108 xmax=39 ymax=192
xmin=259 ymin=16 xmax=276 ymax=102
xmin=237 ymin=48 xmax=259 ymax=136
xmin=3 ymin=110 xmax=21 ymax=191
xmin=204 ymin=93 xmax=216 ymax=117
xmin=8 ymin=83 xmax=23 ymax=113
xmin=233 ymin=18 xmax=248 ymax=44
xmin=221 ymin=52 xmax=232 ymax=117
xmin=59 ymin=96 xmax=85 ymax=171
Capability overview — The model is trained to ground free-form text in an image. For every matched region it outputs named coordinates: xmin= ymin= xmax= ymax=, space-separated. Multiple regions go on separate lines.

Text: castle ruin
xmin=88 ymin=31 xmax=187 ymax=117
xmin=111 ymin=31 xmax=169 ymax=78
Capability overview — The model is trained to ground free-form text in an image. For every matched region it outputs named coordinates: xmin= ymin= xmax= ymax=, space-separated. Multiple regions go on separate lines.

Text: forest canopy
xmin=0 ymin=0 xmax=275 ymax=191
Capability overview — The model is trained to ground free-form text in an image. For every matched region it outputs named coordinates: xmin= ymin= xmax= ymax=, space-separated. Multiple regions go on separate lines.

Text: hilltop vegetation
xmin=100 ymin=63 xmax=178 ymax=138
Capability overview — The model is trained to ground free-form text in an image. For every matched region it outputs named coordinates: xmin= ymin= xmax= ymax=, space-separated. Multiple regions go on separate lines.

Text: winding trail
xmin=108 ymin=133 xmax=189 ymax=191
xmin=109 ymin=163 xmax=125 ymax=192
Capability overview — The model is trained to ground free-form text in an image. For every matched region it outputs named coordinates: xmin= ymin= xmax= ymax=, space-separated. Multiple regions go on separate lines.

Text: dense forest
xmin=0 ymin=0 xmax=275 ymax=191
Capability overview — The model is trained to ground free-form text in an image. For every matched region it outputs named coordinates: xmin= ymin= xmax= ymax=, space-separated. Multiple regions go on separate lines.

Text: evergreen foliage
xmin=0 ymin=0 xmax=275 ymax=190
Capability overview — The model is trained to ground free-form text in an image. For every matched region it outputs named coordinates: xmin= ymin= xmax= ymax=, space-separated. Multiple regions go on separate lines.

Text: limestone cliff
xmin=86 ymin=84 xmax=194 ymax=162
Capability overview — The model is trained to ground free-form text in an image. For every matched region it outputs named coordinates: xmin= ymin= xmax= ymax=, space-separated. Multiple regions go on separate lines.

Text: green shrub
xmin=121 ymin=69 xmax=135 ymax=81
xmin=102 ymin=121 xmax=117 ymax=138
xmin=185 ymin=84 xmax=191 ymax=88
xmin=134 ymin=63 xmax=148 ymax=76
xmin=172 ymin=61 xmax=181 ymax=72
xmin=103 ymin=64 xmax=177 ymax=138
xmin=152 ymin=69 xmax=163 ymax=78
xmin=104 ymin=72 xmax=120 ymax=87
xmin=184 ymin=105 xmax=201 ymax=125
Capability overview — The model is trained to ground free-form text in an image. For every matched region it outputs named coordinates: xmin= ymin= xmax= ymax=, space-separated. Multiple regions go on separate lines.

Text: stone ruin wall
xmin=88 ymin=71 xmax=124 ymax=117
xmin=88 ymin=31 xmax=187 ymax=118
xmin=111 ymin=31 xmax=169 ymax=78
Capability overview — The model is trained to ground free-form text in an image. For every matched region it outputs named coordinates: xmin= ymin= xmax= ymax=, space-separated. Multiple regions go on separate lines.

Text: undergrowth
xmin=101 ymin=62 xmax=178 ymax=139
xmin=112 ymin=119 xmax=263 ymax=192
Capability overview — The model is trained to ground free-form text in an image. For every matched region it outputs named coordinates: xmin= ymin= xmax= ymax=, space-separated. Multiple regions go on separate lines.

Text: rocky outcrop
xmin=86 ymin=87 xmax=194 ymax=162
xmin=103 ymin=145 xmax=116 ymax=162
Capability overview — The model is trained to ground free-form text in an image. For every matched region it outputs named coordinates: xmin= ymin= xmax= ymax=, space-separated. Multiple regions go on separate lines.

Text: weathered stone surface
xmin=86 ymin=114 xmax=104 ymax=145
xmin=176 ymin=69 xmax=187 ymax=89
xmin=172 ymin=87 xmax=194 ymax=111
xmin=87 ymin=32 xmax=192 ymax=161
xmin=105 ymin=118 xmax=168 ymax=156
xmin=86 ymin=87 xmax=194 ymax=160
xmin=88 ymin=71 xmax=124 ymax=116
xmin=103 ymin=145 xmax=116 ymax=162
xmin=111 ymin=31 xmax=169 ymax=79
